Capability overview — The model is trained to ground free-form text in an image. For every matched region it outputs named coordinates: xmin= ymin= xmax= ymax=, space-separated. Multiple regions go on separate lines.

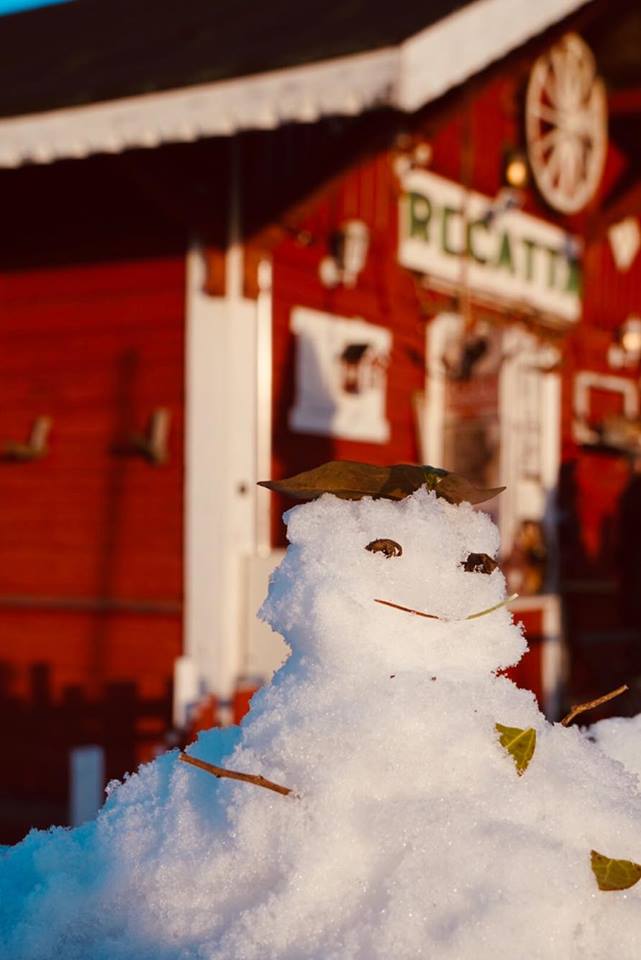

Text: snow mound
xmin=2 ymin=489 xmax=641 ymax=960
xmin=589 ymin=713 xmax=641 ymax=783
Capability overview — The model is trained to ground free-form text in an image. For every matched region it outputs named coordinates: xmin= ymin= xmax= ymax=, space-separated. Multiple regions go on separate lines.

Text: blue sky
xmin=0 ymin=0 xmax=71 ymax=14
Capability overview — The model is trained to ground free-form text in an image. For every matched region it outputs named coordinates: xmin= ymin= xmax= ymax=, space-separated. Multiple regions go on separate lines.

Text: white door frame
xmin=179 ymin=139 xmax=267 ymax=721
xmin=425 ymin=314 xmax=561 ymax=558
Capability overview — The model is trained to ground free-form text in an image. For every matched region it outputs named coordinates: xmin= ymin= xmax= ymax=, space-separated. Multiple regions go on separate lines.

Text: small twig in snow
xmin=373 ymin=598 xmax=441 ymax=619
xmin=179 ymin=752 xmax=294 ymax=797
xmin=561 ymin=684 xmax=629 ymax=727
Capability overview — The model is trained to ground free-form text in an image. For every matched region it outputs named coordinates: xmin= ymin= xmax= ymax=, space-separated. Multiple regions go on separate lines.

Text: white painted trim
xmin=499 ymin=329 xmax=561 ymax=556
xmin=0 ymin=46 xmax=398 ymax=167
xmin=182 ymin=143 xmax=267 ymax=706
xmin=0 ymin=0 xmax=587 ymax=167
xmin=573 ymin=370 xmax=639 ymax=421
xmin=183 ymin=244 xmax=258 ymax=701
xmin=255 ymin=259 xmax=273 ymax=557
xmin=398 ymin=0 xmax=588 ymax=112
xmin=225 ymin=138 xmax=243 ymax=300
xmin=424 ymin=312 xmax=464 ymax=466
xmin=183 ymin=245 xmax=224 ymax=697
xmin=172 ymin=655 xmax=200 ymax=729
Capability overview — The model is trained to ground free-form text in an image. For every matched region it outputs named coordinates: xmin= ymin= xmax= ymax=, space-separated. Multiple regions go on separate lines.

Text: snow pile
xmin=589 ymin=713 xmax=641 ymax=783
xmin=3 ymin=489 xmax=641 ymax=959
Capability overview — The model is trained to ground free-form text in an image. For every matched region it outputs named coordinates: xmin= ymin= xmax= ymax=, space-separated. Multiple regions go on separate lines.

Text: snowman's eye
xmin=461 ymin=552 xmax=498 ymax=574
xmin=365 ymin=539 xmax=403 ymax=559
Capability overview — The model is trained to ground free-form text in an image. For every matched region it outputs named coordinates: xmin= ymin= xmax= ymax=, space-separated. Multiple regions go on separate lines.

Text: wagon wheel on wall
xmin=526 ymin=33 xmax=607 ymax=215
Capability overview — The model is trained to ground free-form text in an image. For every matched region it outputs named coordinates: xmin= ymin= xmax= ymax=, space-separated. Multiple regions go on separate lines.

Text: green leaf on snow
xmin=495 ymin=723 xmax=536 ymax=776
xmin=591 ymin=850 xmax=641 ymax=891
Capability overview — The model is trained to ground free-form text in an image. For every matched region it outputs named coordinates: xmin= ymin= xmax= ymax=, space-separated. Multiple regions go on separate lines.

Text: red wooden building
xmin=0 ymin=0 xmax=640 ymax=841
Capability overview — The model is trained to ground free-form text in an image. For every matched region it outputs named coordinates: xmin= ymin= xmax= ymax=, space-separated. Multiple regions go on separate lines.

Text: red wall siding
xmin=0 ymin=256 xmax=185 ymax=839
xmin=270 ymin=150 xmax=426 ymax=542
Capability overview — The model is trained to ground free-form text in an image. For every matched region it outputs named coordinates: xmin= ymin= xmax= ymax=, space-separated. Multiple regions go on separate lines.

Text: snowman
xmin=2 ymin=460 xmax=641 ymax=960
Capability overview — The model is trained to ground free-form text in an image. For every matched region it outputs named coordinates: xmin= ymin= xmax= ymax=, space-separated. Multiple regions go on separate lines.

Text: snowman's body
xmin=2 ymin=490 xmax=641 ymax=960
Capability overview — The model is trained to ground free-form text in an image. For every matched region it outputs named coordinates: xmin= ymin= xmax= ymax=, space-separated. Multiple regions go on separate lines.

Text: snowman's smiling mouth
xmin=373 ymin=594 xmax=518 ymax=622
xmin=365 ymin=541 xmax=514 ymax=620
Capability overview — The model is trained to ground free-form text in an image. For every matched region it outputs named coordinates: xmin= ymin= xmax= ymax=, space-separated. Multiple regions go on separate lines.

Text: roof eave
xmin=0 ymin=0 xmax=589 ymax=169
xmin=397 ymin=0 xmax=591 ymax=111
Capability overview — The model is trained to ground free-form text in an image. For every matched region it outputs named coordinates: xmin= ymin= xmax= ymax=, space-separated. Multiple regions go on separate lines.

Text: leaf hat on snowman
xmin=257 ymin=458 xmax=505 ymax=505
xmin=3 ymin=459 xmax=641 ymax=960
xmin=260 ymin=460 xmax=515 ymax=622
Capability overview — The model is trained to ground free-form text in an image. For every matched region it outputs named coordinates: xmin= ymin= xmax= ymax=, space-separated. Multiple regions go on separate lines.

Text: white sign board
xmin=399 ymin=170 xmax=581 ymax=323
xmin=289 ymin=307 xmax=391 ymax=442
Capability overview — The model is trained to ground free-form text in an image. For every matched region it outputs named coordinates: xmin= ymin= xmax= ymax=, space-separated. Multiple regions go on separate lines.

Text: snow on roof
xmin=0 ymin=0 xmax=589 ymax=168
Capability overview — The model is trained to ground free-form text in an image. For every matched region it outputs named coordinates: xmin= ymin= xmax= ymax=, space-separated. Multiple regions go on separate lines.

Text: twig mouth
xmin=374 ymin=594 xmax=519 ymax=622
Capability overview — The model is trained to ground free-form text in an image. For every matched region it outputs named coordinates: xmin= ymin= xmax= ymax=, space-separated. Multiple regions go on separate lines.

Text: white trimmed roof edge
xmin=0 ymin=0 xmax=587 ymax=168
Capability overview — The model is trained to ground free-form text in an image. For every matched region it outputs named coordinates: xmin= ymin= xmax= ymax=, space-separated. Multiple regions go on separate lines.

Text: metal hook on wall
xmin=115 ymin=407 xmax=171 ymax=465
xmin=1 ymin=416 xmax=52 ymax=462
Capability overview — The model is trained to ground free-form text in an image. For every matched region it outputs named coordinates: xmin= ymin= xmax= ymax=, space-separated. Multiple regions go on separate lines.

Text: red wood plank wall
xmin=269 ymin=137 xmax=430 ymax=541
xmin=0 ymin=256 xmax=185 ymax=839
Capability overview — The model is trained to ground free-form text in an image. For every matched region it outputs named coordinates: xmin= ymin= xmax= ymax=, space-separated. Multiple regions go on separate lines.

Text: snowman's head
xmin=260 ymin=488 xmax=526 ymax=680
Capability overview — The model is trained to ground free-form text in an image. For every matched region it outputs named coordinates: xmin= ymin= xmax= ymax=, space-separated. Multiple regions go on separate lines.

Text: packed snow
xmin=2 ymin=488 xmax=641 ymax=960
xmin=589 ymin=713 xmax=641 ymax=784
